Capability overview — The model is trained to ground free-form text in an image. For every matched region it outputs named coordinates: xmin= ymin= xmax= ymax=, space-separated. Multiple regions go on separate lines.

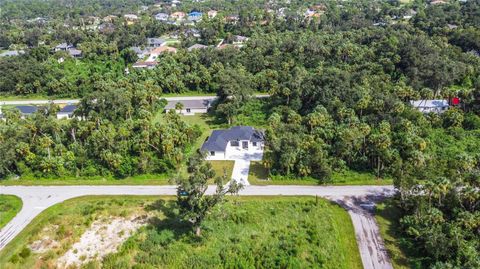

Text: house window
xmin=210 ymin=151 xmax=215 ymax=156
xmin=186 ymin=108 xmax=191 ymax=113
xmin=230 ymin=141 xmax=239 ymax=147
xmin=253 ymin=142 xmax=257 ymax=146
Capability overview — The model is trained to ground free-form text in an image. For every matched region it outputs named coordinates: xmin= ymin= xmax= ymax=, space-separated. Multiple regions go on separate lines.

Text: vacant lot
xmin=375 ymin=199 xmax=413 ymax=269
xmin=0 ymin=196 xmax=361 ymax=269
xmin=0 ymin=195 xmax=22 ymax=229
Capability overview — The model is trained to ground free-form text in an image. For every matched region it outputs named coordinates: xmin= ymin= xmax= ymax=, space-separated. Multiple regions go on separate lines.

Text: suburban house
xmin=187 ymin=11 xmax=202 ymax=22
xmin=133 ymin=46 xmax=177 ymax=68
xmin=54 ymin=43 xmax=74 ymax=52
xmin=57 ymin=105 xmax=77 ymax=119
xmin=130 ymin=46 xmax=150 ymax=59
xmin=132 ymin=61 xmax=158 ymax=69
xmin=147 ymin=38 xmax=167 ymax=48
xmin=54 ymin=43 xmax=82 ymax=58
xmin=207 ymin=10 xmax=218 ymax=18
xmin=171 ymin=12 xmax=186 ymax=20
xmin=15 ymin=106 xmax=40 ymax=118
xmin=154 ymin=13 xmax=169 ymax=21
xmin=187 ymin=44 xmax=208 ymax=51
xmin=103 ymin=15 xmax=117 ymax=22
xmin=124 ymin=14 xmax=139 ymax=20
xmin=164 ymin=99 xmax=211 ymax=115
xmin=410 ymin=99 xmax=449 ymax=113
xmin=201 ymin=126 xmax=265 ymax=160
xmin=0 ymin=50 xmax=24 ymax=57
xmin=232 ymin=35 xmax=248 ymax=45
xmin=68 ymin=48 xmax=82 ymax=58
xmin=124 ymin=14 xmax=139 ymax=25
xmin=147 ymin=46 xmax=177 ymax=60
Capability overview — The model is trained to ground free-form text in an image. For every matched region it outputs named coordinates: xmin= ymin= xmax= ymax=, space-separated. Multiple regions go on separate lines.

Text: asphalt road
xmin=0 ymin=96 xmax=215 ymax=105
xmin=0 ymin=185 xmax=394 ymax=269
xmin=0 ymin=94 xmax=270 ymax=106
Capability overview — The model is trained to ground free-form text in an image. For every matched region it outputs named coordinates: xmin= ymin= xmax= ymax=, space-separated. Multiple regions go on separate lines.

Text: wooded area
xmin=0 ymin=0 xmax=479 ymax=268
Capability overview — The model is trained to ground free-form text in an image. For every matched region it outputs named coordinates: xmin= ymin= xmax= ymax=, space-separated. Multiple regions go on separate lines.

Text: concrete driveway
xmin=0 ymin=185 xmax=395 ymax=269
xmin=231 ymin=160 xmax=251 ymax=186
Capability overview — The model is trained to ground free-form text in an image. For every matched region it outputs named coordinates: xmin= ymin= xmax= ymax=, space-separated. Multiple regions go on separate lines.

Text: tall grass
xmin=0 ymin=196 xmax=361 ymax=269
xmin=0 ymin=195 xmax=22 ymax=229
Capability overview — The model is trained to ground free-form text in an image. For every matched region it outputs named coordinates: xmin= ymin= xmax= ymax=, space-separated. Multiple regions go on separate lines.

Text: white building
xmin=56 ymin=105 xmax=77 ymax=119
xmin=410 ymin=99 xmax=449 ymax=114
xmin=201 ymin=126 xmax=265 ymax=160
xmin=164 ymin=99 xmax=211 ymax=115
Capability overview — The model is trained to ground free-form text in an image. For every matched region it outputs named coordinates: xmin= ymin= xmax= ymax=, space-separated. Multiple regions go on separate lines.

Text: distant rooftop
xmin=410 ymin=99 xmax=449 ymax=108
xmin=59 ymin=105 xmax=77 ymax=113
xmin=15 ymin=105 xmax=38 ymax=114
xmin=164 ymin=99 xmax=211 ymax=110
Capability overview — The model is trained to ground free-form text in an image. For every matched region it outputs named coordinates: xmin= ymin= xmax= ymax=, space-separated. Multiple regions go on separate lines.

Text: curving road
xmin=0 ymin=185 xmax=394 ymax=269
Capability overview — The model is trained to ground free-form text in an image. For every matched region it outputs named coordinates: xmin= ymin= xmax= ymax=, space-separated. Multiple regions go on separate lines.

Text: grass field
xmin=375 ymin=199 xmax=412 ymax=269
xmin=209 ymin=160 xmax=234 ymax=180
xmin=0 ymin=174 xmax=171 ymax=186
xmin=249 ymin=161 xmax=393 ymax=186
xmin=0 ymin=195 xmax=22 ymax=229
xmin=0 ymin=196 xmax=362 ymax=269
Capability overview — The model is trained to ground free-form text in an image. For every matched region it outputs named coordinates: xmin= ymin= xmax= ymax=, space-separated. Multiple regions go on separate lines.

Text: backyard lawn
xmin=0 ymin=195 xmax=22 ymax=229
xmin=0 ymin=196 xmax=362 ymax=269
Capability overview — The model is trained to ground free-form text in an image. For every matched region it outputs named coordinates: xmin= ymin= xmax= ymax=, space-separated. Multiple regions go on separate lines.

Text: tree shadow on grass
xmin=145 ymin=199 xmax=191 ymax=239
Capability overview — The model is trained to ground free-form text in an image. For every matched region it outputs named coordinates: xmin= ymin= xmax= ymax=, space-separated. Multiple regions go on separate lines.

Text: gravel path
xmin=0 ymin=185 xmax=395 ymax=269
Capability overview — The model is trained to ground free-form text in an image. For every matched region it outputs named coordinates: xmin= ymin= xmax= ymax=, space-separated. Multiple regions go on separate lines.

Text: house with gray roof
xmin=14 ymin=105 xmax=46 ymax=118
xmin=155 ymin=13 xmax=170 ymax=21
xmin=410 ymin=99 xmax=449 ymax=114
xmin=57 ymin=105 xmax=77 ymax=119
xmin=130 ymin=46 xmax=150 ymax=59
xmin=68 ymin=48 xmax=82 ymax=58
xmin=187 ymin=44 xmax=208 ymax=51
xmin=0 ymin=50 xmax=24 ymax=57
xmin=164 ymin=99 xmax=211 ymax=115
xmin=201 ymin=126 xmax=265 ymax=160
xmin=147 ymin=37 xmax=167 ymax=48
xmin=54 ymin=43 xmax=74 ymax=52
xmin=15 ymin=106 xmax=38 ymax=115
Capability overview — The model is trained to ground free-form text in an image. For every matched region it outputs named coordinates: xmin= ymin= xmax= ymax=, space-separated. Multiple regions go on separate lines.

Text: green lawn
xmin=0 ymin=174 xmax=171 ymax=186
xmin=248 ymin=161 xmax=393 ymax=186
xmin=209 ymin=160 xmax=234 ymax=180
xmin=0 ymin=195 xmax=22 ymax=229
xmin=375 ymin=199 xmax=413 ymax=269
xmin=0 ymin=196 xmax=362 ymax=269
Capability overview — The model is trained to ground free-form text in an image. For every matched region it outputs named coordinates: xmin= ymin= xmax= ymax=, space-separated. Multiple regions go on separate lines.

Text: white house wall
xmin=166 ymin=108 xmax=208 ymax=115
xmin=205 ymin=140 xmax=264 ymax=161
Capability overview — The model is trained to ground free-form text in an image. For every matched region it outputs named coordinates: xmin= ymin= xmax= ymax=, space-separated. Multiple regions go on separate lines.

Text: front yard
xmin=248 ymin=161 xmax=392 ymax=186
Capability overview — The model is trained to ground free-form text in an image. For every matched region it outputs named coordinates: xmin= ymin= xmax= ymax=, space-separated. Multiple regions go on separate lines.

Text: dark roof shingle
xmin=201 ymin=126 xmax=264 ymax=152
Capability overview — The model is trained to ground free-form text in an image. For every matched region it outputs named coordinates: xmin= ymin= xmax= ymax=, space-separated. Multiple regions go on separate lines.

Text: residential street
xmin=0 ymin=94 xmax=270 ymax=106
xmin=0 ymin=185 xmax=395 ymax=269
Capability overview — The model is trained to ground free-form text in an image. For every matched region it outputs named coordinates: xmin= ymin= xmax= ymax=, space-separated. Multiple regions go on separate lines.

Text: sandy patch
xmin=29 ymin=236 xmax=61 ymax=253
xmin=57 ymin=215 xmax=148 ymax=268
